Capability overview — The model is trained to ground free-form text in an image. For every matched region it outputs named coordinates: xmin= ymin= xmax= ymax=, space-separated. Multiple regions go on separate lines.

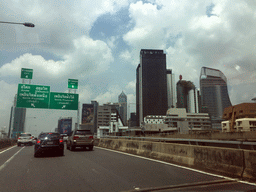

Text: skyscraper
xmin=136 ymin=49 xmax=168 ymax=126
xmin=118 ymin=91 xmax=127 ymax=126
xmin=166 ymin=69 xmax=175 ymax=109
xmin=200 ymin=67 xmax=232 ymax=130
xmin=11 ymin=94 xmax=26 ymax=138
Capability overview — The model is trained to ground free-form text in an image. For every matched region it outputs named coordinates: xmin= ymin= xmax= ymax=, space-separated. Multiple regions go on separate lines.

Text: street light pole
xmin=0 ymin=21 xmax=35 ymax=27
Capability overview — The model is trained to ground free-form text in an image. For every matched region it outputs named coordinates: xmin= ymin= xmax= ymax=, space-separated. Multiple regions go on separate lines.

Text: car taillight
xmin=18 ymin=137 xmax=21 ymax=140
xmin=59 ymin=139 xmax=63 ymax=143
xmin=31 ymin=137 xmax=33 ymax=139
xmin=73 ymin=136 xmax=79 ymax=140
xmin=36 ymin=140 xmax=40 ymax=144
xmin=89 ymin=136 xmax=94 ymax=139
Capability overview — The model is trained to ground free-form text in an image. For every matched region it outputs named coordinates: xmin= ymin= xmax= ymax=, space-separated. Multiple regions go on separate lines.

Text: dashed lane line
xmin=0 ymin=147 xmax=24 ymax=172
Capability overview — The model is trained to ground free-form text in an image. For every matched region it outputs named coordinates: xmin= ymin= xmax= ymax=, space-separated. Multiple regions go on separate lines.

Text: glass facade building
xmin=200 ymin=67 xmax=232 ymax=130
xmin=118 ymin=91 xmax=127 ymax=126
xmin=136 ymin=49 xmax=168 ymax=126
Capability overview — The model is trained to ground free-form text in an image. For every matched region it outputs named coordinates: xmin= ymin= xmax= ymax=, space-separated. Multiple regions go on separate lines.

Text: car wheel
xmin=17 ymin=143 xmax=20 ymax=147
xmin=88 ymin=146 xmax=93 ymax=151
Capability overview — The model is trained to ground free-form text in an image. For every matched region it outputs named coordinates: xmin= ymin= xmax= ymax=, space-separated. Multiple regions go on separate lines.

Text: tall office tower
xmin=136 ymin=49 xmax=168 ymax=126
xmin=200 ymin=67 xmax=232 ymax=130
xmin=176 ymin=75 xmax=198 ymax=113
xmin=12 ymin=94 xmax=26 ymax=138
xmin=81 ymin=101 xmax=98 ymax=133
xmin=166 ymin=69 xmax=175 ymax=109
xmin=118 ymin=91 xmax=127 ymax=126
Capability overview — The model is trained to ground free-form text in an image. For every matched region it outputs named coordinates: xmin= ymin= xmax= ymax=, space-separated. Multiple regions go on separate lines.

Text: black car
xmin=34 ymin=132 xmax=64 ymax=157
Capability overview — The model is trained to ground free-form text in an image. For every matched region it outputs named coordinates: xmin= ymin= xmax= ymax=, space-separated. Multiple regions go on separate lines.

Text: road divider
xmin=96 ymin=138 xmax=256 ymax=181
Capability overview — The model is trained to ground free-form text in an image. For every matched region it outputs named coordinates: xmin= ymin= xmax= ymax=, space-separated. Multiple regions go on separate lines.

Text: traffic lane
xmin=0 ymin=145 xmax=27 ymax=168
xmin=0 ymin=145 xmax=136 ymax=192
xmin=0 ymin=145 xmax=254 ymax=192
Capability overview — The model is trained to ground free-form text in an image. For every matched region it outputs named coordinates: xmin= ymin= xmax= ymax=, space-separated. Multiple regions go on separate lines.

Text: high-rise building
xmin=200 ymin=67 xmax=232 ymax=130
xmin=118 ymin=91 xmax=127 ymax=126
xmin=11 ymin=94 xmax=26 ymax=138
xmin=176 ymin=75 xmax=198 ymax=113
xmin=166 ymin=69 xmax=175 ymax=109
xmin=97 ymin=103 xmax=124 ymax=129
xmin=136 ymin=49 xmax=168 ymax=126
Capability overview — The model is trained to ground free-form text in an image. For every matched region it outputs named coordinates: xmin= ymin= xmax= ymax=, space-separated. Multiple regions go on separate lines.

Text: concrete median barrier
xmin=243 ymin=150 xmax=256 ymax=181
xmin=97 ymin=138 xmax=254 ymax=180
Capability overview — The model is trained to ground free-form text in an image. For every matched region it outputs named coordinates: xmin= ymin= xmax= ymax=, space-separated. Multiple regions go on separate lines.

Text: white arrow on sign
xmin=62 ymin=105 xmax=66 ymax=109
xmin=31 ymin=103 xmax=35 ymax=107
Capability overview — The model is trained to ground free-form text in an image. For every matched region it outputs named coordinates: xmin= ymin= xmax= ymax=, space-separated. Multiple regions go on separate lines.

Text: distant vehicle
xmin=17 ymin=133 xmax=33 ymax=146
xmin=66 ymin=130 xmax=94 ymax=151
xmin=60 ymin=134 xmax=68 ymax=142
xmin=31 ymin=135 xmax=37 ymax=144
xmin=34 ymin=132 xmax=64 ymax=157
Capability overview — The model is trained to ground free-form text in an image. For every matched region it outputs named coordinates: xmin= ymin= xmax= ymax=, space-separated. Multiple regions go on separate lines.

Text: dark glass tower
xmin=136 ymin=49 xmax=168 ymax=126
xmin=200 ymin=67 xmax=232 ymax=130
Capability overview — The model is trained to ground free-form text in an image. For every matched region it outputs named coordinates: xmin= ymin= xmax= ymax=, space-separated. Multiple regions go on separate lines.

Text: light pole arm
xmin=0 ymin=21 xmax=35 ymax=27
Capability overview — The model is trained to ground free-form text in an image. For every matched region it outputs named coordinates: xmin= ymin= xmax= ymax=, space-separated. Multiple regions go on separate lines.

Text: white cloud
xmin=120 ymin=50 xmax=132 ymax=60
xmin=0 ymin=36 xmax=113 ymax=84
xmin=94 ymin=85 xmax=122 ymax=104
xmin=125 ymin=80 xmax=135 ymax=90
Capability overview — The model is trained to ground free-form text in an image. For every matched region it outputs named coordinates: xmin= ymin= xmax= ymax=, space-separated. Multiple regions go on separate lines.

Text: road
xmin=0 ymin=145 xmax=255 ymax=192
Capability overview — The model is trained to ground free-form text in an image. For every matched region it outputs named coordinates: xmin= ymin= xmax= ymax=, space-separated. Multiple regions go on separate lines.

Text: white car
xmin=17 ymin=133 xmax=33 ymax=146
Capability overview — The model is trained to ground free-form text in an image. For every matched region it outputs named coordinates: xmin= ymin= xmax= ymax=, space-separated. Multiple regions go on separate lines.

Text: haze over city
xmin=1 ymin=0 xmax=256 ymax=136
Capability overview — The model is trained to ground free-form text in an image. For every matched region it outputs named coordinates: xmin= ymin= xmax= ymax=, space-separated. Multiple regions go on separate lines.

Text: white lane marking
xmin=0 ymin=145 xmax=17 ymax=154
xmin=0 ymin=147 xmax=24 ymax=172
xmin=95 ymin=146 xmax=256 ymax=186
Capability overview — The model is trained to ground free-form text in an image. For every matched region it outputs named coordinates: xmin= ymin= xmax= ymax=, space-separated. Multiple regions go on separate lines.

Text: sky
xmin=1 ymin=0 xmax=256 ymax=136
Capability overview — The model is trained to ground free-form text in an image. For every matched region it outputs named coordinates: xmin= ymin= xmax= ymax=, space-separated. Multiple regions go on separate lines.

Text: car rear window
xmin=20 ymin=134 xmax=32 ymax=137
xmin=39 ymin=133 xmax=60 ymax=139
xmin=75 ymin=130 xmax=92 ymax=135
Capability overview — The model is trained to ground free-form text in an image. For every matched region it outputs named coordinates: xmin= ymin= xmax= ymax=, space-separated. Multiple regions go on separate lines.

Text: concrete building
xmin=222 ymin=103 xmax=256 ymax=132
xmin=136 ymin=49 xmax=168 ymax=126
xmin=166 ymin=69 xmax=175 ymax=109
xmin=97 ymin=103 xmax=127 ymax=137
xmin=118 ymin=91 xmax=127 ymax=126
xmin=200 ymin=67 xmax=232 ymax=130
xmin=164 ymin=108 xmax=211 ymax=133
xmin=176 ymin=75 xmax=198 ymax=113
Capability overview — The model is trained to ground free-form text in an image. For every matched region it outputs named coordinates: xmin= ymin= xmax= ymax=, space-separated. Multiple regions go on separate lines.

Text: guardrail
xmin=100 ymin=136 xmax=256 ymax=150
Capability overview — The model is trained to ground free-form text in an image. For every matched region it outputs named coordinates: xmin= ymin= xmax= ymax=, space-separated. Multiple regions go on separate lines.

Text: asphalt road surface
xmin=0 ymin=145 xmax=255 ymax=192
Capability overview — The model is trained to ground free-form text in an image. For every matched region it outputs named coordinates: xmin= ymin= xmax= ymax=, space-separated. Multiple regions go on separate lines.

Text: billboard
xmin=82 ymin=104 xmax=94 ymax=125
xmin=58 ymin=118 xmax=72 ymax=135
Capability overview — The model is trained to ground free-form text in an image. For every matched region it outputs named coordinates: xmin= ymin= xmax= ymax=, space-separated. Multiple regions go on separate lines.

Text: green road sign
xmin=16 ymin=84 xmax=50 ymax=109
xmin=68 ymin=79 xmax=78 ymax=89
xmin=21 ymin=68 xmax=33 ymax=79
xmin=49 ymin=92 xmax=78 ymax=110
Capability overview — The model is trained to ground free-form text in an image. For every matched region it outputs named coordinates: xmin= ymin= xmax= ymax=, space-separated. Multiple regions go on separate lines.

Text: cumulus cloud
xmin=94 ymin=85 xmax=122 ymax=104
xmin=123 ymin=0 xmax=256 ymax=105
xmin=0 ymin=36 xmax=113 ymax=84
